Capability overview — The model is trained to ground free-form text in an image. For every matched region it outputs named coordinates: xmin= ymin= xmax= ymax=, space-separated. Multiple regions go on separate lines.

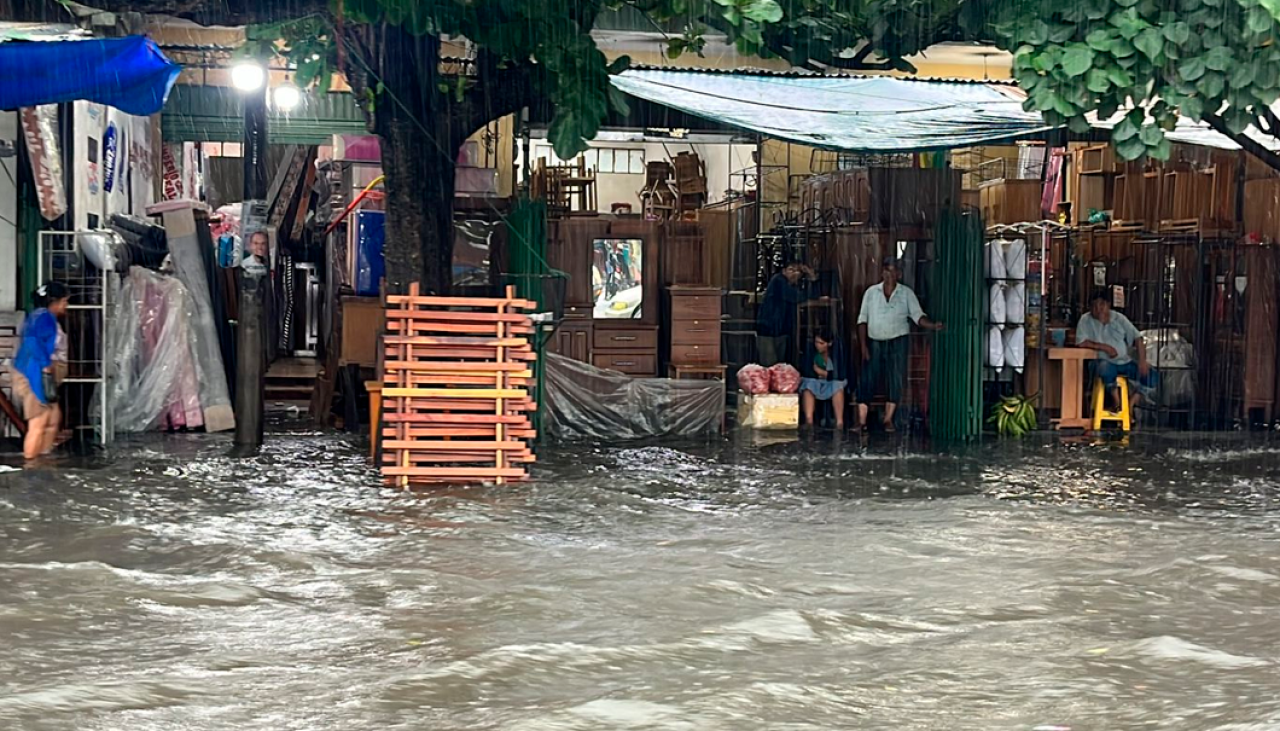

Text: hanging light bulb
xmin=231 ymin=61 xmax=266 ymax=92
xmin=274 ymin=83 xmax=302 ymax=111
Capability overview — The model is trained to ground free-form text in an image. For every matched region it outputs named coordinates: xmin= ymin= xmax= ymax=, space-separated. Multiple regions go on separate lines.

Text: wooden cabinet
xmin=980 ymin=179 xmax=1043 ymax=225
xmin=667 ymin=286 xmax=722 ymax=367
xmin=549 ymin=320 xmax=592 ymax=363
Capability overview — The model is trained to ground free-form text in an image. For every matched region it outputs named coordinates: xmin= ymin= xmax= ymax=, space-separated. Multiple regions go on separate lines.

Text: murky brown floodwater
xmin=3 ymin=428 xmax=1280 ymax=730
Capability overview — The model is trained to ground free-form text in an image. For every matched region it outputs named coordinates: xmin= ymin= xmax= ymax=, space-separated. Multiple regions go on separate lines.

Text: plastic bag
xmin=989 ymin=283 xmax=1007 ymax=324
xmin=1006 ymin=282 xmax=1026 ymax=324
xmin=1005 ymin=239 xmax=1028 ymax=279
xmin=986 ymin=240 xmax=1007 ymax=279
xmin=1141 ymin=329 xmax=1195 ymax=406
xmin=987 ymin=325 xmax=1005 ymax=368
xmin=737 ymin=363 xmax=771 ymax=394
xmin=543 ymin=353 xmax=723 ymax=441
xmin=78 ymin=230 xmax=122 ymax=272
xmin=768 ymin=363 xmax=801 ymax=393
xmin=105 ymin=267 xmax=205 ymax=432
xmin=1003 ymin=326 xmax=1026 ymax=369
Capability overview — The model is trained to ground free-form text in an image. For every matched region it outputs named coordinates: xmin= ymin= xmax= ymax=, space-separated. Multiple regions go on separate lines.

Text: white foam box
xmin=737 ymin=392 xmax=799 ymax=429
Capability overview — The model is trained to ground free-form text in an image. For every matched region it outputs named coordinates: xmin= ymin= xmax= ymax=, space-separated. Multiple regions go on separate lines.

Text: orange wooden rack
xmin=377 ymin=284 xmax=538 ymax=487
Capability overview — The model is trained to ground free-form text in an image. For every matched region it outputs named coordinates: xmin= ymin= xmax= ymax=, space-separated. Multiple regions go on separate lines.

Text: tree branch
xmin=1204 ymin=113 xmax=1280 ymax=172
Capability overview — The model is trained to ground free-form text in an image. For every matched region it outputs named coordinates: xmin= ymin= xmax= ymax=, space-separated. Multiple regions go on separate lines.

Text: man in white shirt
xmin=856 ymin=259 xmax=943 ymax=432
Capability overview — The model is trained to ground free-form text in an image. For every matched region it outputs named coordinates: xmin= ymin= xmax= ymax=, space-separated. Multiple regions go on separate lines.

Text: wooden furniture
xmin=545 ymin=216 xmax=661 ymax=376
xmin=667 ymin=286 xmax=722 ymax=368
xmin=339 ymin=296 xmax=385 ymax=367
xmin=365 ymin=380 xmax=382 ymax=460
xmin=799 ymin=168 xmax=962 ymax=228
xmin=979 ymin=179 xmax=1043 ymax=225
xmin=1048 ymin=347 xmax=1095 ymax=429
xmin=378 ymin=285 xmax=537 ymax=487
xmin=532 ymin=157 xmax=597 ymax=215
xmin=669 ymin=363 xmax=728 ymax=432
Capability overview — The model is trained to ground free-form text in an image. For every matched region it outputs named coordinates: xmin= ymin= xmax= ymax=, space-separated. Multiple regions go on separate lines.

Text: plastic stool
xmin=1090 ymin=376 xmax=1131 ymax=432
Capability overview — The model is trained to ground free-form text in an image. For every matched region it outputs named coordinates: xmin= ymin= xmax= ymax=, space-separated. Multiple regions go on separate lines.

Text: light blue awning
xmin=611 ymin=69 xmax=1052 ymax=152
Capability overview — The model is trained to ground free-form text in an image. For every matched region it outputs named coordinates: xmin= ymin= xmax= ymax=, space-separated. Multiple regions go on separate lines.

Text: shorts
xmin=12 ymin=371 xmax=51 ymax=420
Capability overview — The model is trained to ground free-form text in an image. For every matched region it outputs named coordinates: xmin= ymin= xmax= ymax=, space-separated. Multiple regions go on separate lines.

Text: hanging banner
xmin=19 ymin=105 xmax=67 ymax=221
xmin=103 ymin=121 xmax=119 ymax=193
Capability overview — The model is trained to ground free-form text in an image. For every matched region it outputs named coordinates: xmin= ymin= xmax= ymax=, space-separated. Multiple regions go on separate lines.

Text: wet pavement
xmin=3 ymin=427 xmax=1280 ymax=730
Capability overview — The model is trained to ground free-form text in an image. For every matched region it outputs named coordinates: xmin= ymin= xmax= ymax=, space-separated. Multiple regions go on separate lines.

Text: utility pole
xmin=234 ymin=67 xmax=269 ymax=451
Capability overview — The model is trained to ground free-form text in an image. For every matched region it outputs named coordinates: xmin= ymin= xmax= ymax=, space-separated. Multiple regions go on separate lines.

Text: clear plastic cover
xmin=543 ymin=353 xmax=724 ymax=441
xmin=106 ymin=267 xmax=204 ymax=432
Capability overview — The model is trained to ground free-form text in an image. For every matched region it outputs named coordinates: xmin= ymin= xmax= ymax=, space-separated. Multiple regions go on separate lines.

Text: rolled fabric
xmin=1006 ymin=282 xmax=1026 ymax=324
xmin=987 ymin=325 xmax=1005 ymax=368
xmin=990 ymin=282 xmax=1007 ymax=324
xmin=1005 ymin=238 xmax=1027 ymax=279
xmin=1003 ymin=326 xmax=1026 ymax=370
xmin=986 ymin=240 xmax=1008 ymax=279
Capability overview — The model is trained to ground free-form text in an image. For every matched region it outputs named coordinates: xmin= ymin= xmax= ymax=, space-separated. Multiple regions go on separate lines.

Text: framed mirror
xmin=592 ymin=238 xmax=644 ymax=319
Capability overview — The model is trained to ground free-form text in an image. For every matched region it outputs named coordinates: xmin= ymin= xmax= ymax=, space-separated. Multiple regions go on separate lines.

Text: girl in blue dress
xmin=13 ymin=282 xmax=70 ymax=459
xmin=799 ymin=328 xmax=849 ymax=430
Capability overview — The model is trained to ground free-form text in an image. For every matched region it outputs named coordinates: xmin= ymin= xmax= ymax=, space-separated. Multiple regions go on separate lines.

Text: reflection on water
xmin=3 ymin=428 xmax=1280 ymax=730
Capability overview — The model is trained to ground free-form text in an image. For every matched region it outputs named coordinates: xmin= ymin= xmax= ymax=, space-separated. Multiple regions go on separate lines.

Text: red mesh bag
xmin=768 ymin=363 xmax=801 ymax=393
xmin=737 ymin=364 xmax=771 ymax=394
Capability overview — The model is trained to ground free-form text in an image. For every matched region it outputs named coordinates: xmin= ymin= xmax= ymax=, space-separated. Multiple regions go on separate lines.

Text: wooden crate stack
xmin=379 ymin=285 xmax=538 ymax=487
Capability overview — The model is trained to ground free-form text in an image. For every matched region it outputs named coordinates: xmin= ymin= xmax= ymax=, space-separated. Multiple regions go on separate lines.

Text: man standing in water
xmin=856 ymin=259 xmax=943 ymax=432
xmin=756 ymin=262 xmax=818 ymax=367
xmin=1076 ymin=289 xmax=1153 ymax=411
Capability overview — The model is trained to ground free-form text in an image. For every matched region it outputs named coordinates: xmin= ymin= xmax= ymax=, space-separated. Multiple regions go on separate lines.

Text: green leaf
xmin=1162 ymin=21 xmax=1191 ymax=44
xmin=1069 ymin=115 xmax=1093 ymax=133
xmin=1135 ymin=28 xmax=1164 ymax=60
xmin=1151 ymin=137 xmax=1173 ymax=160
xmin=739 ymin=0 xmax=783 ymax=23
xmin=1204 ymin=46 xmax=1233 ymax=71
xmin=1112 ymin=115 xmax=1140 ymax=141
xmin=1180 ymin=94 xmax=1205 ymax=119
xmin=1197 ymin=71 xmax=1225 ymax=98
xmin=1262 ymin=0 xmax=1280 ymax=21
xmin=1026 ymin=20 xmax=1050 ymax=45
xmin=1111 ymin=8 xmax=1148 ymax=39
xmin=1179 ymin=56 xmax=1206 ymax=81
xmin=1230 ymin=63 xmax=1258 ymax=89
xmin=1087 ymin=68 xmax=1111 ymax=92
xmin=1106 ymin=66 xmax=1134 ymax=88
xmin=1062 ymin=45 xmax=1095 ymax=76
xmin=1083 ymin=30 xmax=1111 ymax=53
xmin=1247 ymin=6 xmax=1274 ymax=33
xmin=1139 ymin=123 xmax=1164 ymax=145
xmin=1116 ymin=135 xmax=1149 ymax=160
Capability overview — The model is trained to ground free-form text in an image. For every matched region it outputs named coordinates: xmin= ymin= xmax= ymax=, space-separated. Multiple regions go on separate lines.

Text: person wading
xmin=13 ymin=282 xmax=70 ymax=459
xmin=856 ymin=259 xmax=943 ymax=433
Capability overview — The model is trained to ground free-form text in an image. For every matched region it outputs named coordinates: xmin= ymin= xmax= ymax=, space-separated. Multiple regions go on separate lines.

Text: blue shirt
xmin=15 ymin=309 xmax=58 ymax=403
xmin=757 ymin=274 xmax=815 ymax=337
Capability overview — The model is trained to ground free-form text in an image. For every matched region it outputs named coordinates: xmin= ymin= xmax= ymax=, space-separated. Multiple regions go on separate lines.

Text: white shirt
xmin=858 ymin=282 xmax=925 ymax=341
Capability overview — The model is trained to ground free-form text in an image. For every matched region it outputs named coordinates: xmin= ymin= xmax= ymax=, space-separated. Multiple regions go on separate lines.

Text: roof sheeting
xmin=611 ymin=69 xmax=1052 ymax=152
xmin=0 ymin=35 xmax=180 ymax=117
xmin=612 ymin=68 xmax=1271 ymax=154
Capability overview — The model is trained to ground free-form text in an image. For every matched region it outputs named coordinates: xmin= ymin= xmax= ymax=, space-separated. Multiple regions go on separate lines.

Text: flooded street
xmin=4 ymin=431 xmax=1280 ymax=730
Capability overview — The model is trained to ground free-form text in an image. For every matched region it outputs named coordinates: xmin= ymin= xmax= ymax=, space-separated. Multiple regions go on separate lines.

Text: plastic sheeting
xmin=1004 ymin=239 xmax=1028 ymax=279
xmin=612 ymin=69 xmax=1275 ymax=154
xmin=1006 ymin=282 xmax=1026 ymax=324
xmin=986 ymin=325 xmax=1005 ymax=368
xmin=985 ymin=241 xmax=1007 ymax=279
xmin=1003 ymin=326 xmax=1026 ymax=370
xmin=0 ymin=36 xmax=179 ymax=116
xmin=989 ymin=283 xmax=1007 ymax=324
xmin=544 ymin=353 xmax=724 ymax=441
xmin=106 ymin=267 xmax=203 ymax=432
xmin=1142 ymin=329 xmax=1195 ymax=407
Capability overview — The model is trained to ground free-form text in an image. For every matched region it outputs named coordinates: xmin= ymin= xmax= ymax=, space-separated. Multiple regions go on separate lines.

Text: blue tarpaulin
xmin=0 ymin=35 xmax=179 ymax=116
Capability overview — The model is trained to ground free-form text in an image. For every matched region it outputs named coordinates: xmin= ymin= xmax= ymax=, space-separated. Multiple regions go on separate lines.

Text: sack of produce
xmin=737 ymin=363 xmax=771 ymax=394
xmin=768 ymin=363 xmax=801 ymax=393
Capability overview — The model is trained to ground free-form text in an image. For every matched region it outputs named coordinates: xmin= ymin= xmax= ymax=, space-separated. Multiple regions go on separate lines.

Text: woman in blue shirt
xmin=799 ymin=328 xmax=849 ymax=430
xmin=13 ymin=282 xmax=69 ymax=459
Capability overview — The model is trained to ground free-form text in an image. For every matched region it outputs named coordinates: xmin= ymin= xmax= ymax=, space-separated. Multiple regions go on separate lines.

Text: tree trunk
xmin=379 ymin=107 xmax=458 ymax=294
xmin=371 ymin=25 xmax=468 ymax=295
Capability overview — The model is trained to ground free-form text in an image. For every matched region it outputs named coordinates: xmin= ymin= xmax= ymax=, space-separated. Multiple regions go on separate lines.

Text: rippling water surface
xmin=4 ymin=428 xmax=1280 ymax=730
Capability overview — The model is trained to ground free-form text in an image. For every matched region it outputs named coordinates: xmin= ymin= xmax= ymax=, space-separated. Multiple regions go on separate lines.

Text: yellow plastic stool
xmin=1091 ymin=376 xmax=1131 ymax=432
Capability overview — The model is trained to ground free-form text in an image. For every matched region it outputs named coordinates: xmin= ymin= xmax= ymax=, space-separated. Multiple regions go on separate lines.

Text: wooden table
xmin=1047 ymin=347 xmax=1094 ymax=429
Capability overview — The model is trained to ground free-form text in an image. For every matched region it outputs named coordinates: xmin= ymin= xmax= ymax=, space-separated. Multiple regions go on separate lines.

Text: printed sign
xmin=103 ymin=122 xmax=118 ymax=193
xmin=241 ymin=200 xmax=270 ymax=278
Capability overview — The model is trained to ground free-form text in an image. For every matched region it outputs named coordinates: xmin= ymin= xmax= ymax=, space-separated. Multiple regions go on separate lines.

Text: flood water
xmin=4 ymin=429 xmax=1280 ymax=730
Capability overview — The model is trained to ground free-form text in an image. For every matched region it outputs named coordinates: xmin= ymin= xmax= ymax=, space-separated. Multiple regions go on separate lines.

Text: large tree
xmin=2 ymin=0 xmax=965 ymax=293
xmin=991 ymin=0 xmax=1280 ymax=168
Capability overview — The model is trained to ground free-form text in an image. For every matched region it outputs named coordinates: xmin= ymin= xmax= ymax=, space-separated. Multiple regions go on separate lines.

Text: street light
xmin=273 ymin=83 xmax=302 ymax=112
xmin=231 ymin=61 xmax=266 ymax=92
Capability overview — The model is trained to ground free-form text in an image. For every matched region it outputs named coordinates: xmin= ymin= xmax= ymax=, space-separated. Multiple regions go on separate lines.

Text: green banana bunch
xmin=987 ymin=393 xmax=1039 ymax=438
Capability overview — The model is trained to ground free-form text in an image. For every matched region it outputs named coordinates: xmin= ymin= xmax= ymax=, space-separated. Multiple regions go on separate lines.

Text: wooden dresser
xmin=667 ymin=286 xmax=722 ymax=368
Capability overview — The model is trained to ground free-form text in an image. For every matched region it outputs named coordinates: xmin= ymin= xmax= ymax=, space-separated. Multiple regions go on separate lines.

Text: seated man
xmin=1075 ymin=289 xmax=1155 ymax=410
